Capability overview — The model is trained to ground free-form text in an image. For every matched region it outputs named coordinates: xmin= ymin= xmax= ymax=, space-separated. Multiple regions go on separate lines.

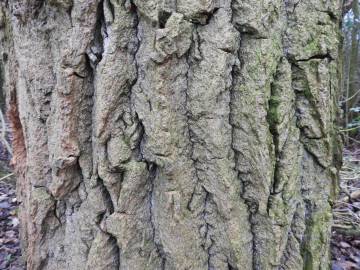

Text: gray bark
xmin=0 ymin=0 xmax=342 ymax=269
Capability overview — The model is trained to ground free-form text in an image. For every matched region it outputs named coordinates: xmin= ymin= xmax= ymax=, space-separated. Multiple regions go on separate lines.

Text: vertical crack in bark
xmin=66 ymin=3 xmax=74 ymax=27
xmin=130 ymin=5 xmax=168 ymax=266
xmin=229 ymin=8 xmax=256 ymax=265
xmin=202 ymin=190 xmax=214 ymax=270
xmin=184 ymin=26 xmax=202 ymax=213
xmin=100 ymin=177 xmax=115 ymax=214
xmin=91 ymin=188 xmax=120 ymax=269
xmin=229 ymin=58 xmax=257 ymax=270
xmin=87 ymin=0 xmax=105 ymax=69
xmin=147 ymin=162 xmax=166 ymax=269
xmin=266 ymin=66 xmax=281 ymax=207
xmin=107 ymin=235 xmax=120 ymax=268
xmin=80 ymin=2 xmax=123 ymax=267
xmin=129 ymin=0 xmax=141 ymax=106
xmin=183 ymin=24 xmax=216 ymax=268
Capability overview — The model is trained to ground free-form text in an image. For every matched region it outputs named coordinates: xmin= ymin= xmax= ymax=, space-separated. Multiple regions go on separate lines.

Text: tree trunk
xmin=345 ymin=0 xmax=359 ymax=123
xmin=0 ymin=0 xmax=343 ymax=269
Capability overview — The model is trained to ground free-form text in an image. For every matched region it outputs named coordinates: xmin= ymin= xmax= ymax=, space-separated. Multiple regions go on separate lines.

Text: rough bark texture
xmin=0 ymin=0 xmax=343 ymax=269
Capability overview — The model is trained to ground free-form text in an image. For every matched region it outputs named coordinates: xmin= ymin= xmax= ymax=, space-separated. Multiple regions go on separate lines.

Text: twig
xmin=0 ymin=173 xmax=14 ymax=182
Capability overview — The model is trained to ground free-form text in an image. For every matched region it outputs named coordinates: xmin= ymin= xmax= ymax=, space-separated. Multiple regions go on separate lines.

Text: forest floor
xmin=332 ymin=148 xmax=360 ymax=270
xmin=1 ymin=152 xmax=360 ymax=269
xmin=0 ymin=175 xmax=23 ymax=270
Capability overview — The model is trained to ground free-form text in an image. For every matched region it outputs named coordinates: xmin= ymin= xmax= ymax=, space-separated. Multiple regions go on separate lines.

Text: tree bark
xmin=0 ymin=0 xmax=343 ymax=269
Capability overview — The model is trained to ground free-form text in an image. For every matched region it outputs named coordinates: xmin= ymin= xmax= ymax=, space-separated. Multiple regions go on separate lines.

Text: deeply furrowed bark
xmin=0 ymin=0 xmax=343 ymax=269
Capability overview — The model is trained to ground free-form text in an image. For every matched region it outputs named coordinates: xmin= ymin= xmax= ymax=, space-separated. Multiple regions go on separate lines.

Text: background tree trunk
xmin=348 ymin=0 xmax=359 ymax=106
xmin=0 ymin=0 xmax=343 ymax=269
xmin=343 ymin=0 xmax=359 ymax=129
